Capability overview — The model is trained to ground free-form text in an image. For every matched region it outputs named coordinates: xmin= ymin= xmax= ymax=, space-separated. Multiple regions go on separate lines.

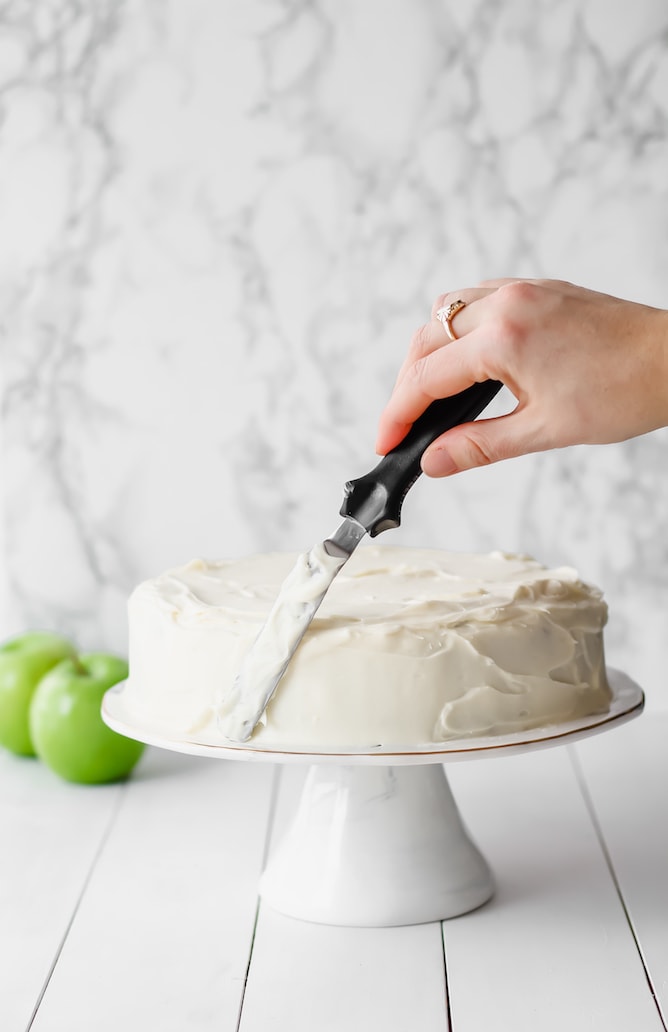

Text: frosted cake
xmin=124 ymin=546 xmax=611 ymax=748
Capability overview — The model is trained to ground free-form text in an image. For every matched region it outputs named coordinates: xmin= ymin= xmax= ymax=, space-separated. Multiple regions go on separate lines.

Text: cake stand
xmin=103 ymin=669 xmax=643 ymax=928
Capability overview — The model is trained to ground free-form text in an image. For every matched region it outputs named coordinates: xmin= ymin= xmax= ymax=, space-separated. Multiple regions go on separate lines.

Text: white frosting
xmin=125 ymin=546 xmax=611 ymax=747
xmin=216 ymin=542 xmax=347 ymax=741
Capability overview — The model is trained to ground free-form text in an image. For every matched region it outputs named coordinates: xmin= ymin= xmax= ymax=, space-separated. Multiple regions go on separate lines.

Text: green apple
xmin=0 ymin=632 xmax=78 ymax=756
xmin=29 ymin=653 xmax=144 ymax=784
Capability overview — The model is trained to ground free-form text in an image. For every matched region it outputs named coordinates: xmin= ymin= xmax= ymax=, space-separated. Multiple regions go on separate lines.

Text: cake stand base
xmin=260 ymin=763 xmax=493 ymax=927
xmin=102 ymin=669 xmax=643 ymax=929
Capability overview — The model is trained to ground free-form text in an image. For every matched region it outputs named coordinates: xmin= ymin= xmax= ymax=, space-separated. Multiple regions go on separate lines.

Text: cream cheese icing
xmin=216 ymin=541 xmax=348 ymax=741
xmin=125 ymin=546 xmax=611 ymax=748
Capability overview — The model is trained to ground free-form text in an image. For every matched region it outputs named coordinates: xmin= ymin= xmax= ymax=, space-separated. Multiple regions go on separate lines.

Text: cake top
xmin=133 ymin=546 xmax=606 ymax=633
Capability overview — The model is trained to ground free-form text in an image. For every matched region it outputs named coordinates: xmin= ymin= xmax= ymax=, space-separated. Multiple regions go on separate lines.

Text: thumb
xmin=421 ymin=410 xmax=541 ymax=477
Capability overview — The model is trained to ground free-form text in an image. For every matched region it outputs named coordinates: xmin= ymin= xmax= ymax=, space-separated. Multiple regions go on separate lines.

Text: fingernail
xmin=422 ymin=447 xmax=458 ymax=477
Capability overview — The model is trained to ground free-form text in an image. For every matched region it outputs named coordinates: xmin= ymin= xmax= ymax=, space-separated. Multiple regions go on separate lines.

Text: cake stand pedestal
xmin=103 ymin=669 xmax=643 ymax=928
xmin=259 ymin=761 xmax=492 ymax=926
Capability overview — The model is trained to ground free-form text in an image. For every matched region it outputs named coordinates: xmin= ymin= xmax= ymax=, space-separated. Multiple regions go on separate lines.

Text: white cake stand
xmin=103 ymin=669 xmax=643 ymax=928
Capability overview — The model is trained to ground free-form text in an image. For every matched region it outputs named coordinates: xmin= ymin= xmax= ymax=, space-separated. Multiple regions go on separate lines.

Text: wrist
xmin=648 ymin=308 xmax=668 ymax=430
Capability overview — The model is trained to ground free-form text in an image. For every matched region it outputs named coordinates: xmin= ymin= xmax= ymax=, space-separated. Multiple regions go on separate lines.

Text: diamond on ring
xmin=435 ymin=299 xmax=467 ymax=342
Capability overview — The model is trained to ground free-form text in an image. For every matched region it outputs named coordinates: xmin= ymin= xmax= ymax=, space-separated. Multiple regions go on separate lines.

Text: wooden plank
xmin=573 ymin=712 xmax=668 ymax=1028
xmin=240 ymin=907 xmax=448 ymax=1032
xmin=444 ymin=748 xmax=663 ymax=1031
xmin=239 ymin=765 xmax=449 ymax=1032
xmin=30 ymin=749 xmax=276 ymax=1032
xmin=0 ymin=749 xmax=123 ymax=1031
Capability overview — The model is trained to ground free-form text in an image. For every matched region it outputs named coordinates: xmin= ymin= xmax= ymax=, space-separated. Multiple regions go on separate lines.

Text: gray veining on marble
xmin=1 ymin=0 xmax=667 ymax=705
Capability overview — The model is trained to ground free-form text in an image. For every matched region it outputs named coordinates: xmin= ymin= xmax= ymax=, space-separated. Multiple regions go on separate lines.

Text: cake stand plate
xmin=103 ymin=669 xmax=643 ymax=927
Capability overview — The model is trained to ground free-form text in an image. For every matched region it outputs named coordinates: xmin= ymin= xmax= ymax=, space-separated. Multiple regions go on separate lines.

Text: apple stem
xmin=71 ymin=656 xmax=88 ymax=676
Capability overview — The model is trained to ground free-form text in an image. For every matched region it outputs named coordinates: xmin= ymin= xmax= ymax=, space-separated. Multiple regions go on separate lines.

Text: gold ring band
xmin=435 ymin=299 xmax=467 ymax=341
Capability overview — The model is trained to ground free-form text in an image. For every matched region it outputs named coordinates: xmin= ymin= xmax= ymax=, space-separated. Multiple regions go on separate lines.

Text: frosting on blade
xmin=216 ymin=542 xmax=348 ymax=741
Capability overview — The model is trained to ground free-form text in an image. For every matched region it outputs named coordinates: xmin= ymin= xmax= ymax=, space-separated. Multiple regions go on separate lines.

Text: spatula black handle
xmin=340 ymin=380 xmax=502 ymax=537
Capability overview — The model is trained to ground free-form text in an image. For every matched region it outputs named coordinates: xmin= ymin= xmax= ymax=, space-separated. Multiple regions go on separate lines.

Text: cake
xmin=124 ymin=546 xmax=611 ymax=748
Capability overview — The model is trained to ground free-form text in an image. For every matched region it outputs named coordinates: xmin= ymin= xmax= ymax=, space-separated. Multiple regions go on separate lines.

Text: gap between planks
xmin=568 ymin=745 xmax=667 ymax=1032
xmin=25 ymin=783 xmax=129 ymax=1032
xmin=234 ymin=764 xmax=284 ymax=1032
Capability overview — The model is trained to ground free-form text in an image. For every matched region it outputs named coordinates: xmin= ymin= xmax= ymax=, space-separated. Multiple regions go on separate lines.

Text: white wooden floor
xmin=2 ymin=713 xmax=667 ymax=1032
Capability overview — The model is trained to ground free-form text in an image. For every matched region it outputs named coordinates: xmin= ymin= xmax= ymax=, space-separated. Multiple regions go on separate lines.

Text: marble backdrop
xmin=1 ymin=0 xmax=667 ymax=706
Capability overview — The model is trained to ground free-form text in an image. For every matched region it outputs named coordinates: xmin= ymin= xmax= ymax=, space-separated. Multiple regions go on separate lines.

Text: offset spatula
xmin=218 ymin=379 xmax=502 ymax=741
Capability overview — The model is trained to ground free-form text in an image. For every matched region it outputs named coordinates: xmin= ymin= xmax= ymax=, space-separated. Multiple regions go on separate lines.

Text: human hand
xmin=375 ymin=280 xmax=668 ymax=476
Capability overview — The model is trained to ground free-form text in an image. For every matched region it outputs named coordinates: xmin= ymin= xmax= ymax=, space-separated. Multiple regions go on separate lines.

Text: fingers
xmin=376 ymin=312 xmax=500 ymax=454
xmin=378 ymin=290 xmax=497 ymax=454
xmin=394 ymin=331 xmax=488 ymax=415
xmin=391 ymin=287 xmax=492 ymax=392
xmin=429 ymin=287 xmax=496 ymax=319
xmin=421 ymin=407 xmax=543 ymax=477
xmin=430 ymin=287 xmax=496 ymax=339
xmin=376 ymin=279 xmax=546 ymax=457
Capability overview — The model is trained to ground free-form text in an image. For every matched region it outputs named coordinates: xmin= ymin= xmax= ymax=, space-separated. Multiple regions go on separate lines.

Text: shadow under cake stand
xmin=103 ymin=668 xmax=643 ymax=928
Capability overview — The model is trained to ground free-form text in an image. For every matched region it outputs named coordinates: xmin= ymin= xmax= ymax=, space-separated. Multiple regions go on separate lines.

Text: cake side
xmin=124 ymin=547 xmax=610 ymax=747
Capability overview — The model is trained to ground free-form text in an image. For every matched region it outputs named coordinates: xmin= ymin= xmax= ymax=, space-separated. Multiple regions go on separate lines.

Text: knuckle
xmin=459 ymin=429 xmax=496 ymax=468
xmin=408 ymin=322 xmax=433 ymax=359
xmin=495 ymin=280 xmax=540 ymax=308
xmin=493 ymin=313 xmax=522 ymax=348
xmin=488 ymin=283 xmax=538 ymax=352
xmin=404 ymin=354 xmax=434 ymax=395
xmin=543 ymin=277 xmax=573 ymax=291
